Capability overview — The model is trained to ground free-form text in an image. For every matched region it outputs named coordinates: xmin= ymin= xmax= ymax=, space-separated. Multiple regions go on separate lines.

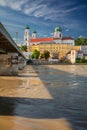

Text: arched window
xmin=60 ymin=33 xmax=61 ymax=38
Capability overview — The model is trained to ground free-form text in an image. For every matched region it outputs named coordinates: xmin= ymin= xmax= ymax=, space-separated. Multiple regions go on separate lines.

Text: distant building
xmin=80 ymin=45 xmax=87 ymax=54
xmin=24 ymin=26 xmax=75 ymax=47
xmin=77 ymin=51 xmax=83 ymax=59
xmin=66 ymin=49 xmax=86 ymax=63
xmin=70 ymin=50 xmax=77 ymax=63
xmin=28 ymin=44 xmax=80 ymax=60
xmin=83 ymin=54 xmax=87 ymax=60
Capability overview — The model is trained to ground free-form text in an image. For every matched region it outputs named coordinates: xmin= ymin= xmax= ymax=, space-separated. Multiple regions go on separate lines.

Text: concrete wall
xmin=0 ymin=53 xmax=18 ymax=76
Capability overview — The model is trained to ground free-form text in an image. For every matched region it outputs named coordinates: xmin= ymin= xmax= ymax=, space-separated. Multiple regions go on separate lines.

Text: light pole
xmin=15 ymin=32 xmax=18 ymax=44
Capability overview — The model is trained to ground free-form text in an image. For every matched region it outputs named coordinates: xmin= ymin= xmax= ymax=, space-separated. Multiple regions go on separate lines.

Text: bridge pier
xmin=0 ymin=53 xmax=26 ymax=76
xmin=0 ymin=53 xmax=18 ymax=76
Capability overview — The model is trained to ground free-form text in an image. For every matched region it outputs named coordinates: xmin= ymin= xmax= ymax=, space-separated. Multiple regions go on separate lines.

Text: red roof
xmin=30 ymin=37 xmax=73 ymax=43
xmin=30 ymin=37 xmax=58 ymax=43
xmin=62 ymin=37 xmax=73 ymax=40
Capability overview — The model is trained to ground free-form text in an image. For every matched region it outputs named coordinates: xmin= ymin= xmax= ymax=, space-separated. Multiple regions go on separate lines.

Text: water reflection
xmin=0 ymin=65 xmax=87 ymax=130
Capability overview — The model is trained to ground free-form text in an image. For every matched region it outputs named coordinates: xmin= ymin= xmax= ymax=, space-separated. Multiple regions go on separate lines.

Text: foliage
xmin=75 ymin=58 xmax=87 ymax=63
xmin=31 ymin=49 xmax=40 ymax=59
xmin=43 ymin=50 xmax=50 ymax=59
xmin=40 ymin=53 xmax=45 ymax=59
xmin=75 ymin=38 xmax=87 ymax=46
xmin=20 ymin=45 xmax=27 ymax=52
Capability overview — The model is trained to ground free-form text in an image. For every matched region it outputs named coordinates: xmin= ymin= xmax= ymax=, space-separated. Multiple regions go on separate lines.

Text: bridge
xmin=0 ymin=22 xmax=26 ymax=75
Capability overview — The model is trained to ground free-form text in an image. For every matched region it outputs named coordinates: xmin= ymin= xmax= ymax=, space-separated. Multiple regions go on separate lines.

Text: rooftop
xmin=30 ymin=37 xmax=73 ymax=43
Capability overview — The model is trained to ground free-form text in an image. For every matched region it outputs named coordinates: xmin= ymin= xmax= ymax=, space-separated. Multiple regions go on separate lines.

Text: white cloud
xmin=0 ymin=0 xmax=87 ymax=37
xmin=0 ymin=0 xmax=86 ymax=21
xmin=0 ymin=0 xmax=28 ymax=10
xmin=50 ymin=32 xmax=53 ymax=36
xmin=43 ymin=35 xmax=48 ymax=37
xmin=79 ymin=35 xmax=83 ymax=38
xmin=65 ymin=29 xmax=69 ymax=32
xmin=4 ymin=22 xmax=24 ymax=29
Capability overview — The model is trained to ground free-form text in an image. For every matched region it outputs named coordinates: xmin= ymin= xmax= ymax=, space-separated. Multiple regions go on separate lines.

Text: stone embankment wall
xmin=31 ymin=59 xmax=59 ymax=65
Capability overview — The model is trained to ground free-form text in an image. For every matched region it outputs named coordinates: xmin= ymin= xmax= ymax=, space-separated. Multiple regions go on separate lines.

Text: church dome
xmin=25 ymin=25 xmax=30 ymax=29
xmin=32 ymin=30 xmax=37 ymax=33
xmin=55 ymin=26 xmax=62 ymax=32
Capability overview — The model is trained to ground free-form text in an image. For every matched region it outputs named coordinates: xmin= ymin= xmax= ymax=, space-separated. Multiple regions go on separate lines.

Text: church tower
xmin=32 ymin=30 xmax=37 ymax=39
xmin=53 ymin=26 xmax=62 ymax=39
xmin=24 ymin=25 xmax=30 ymax=47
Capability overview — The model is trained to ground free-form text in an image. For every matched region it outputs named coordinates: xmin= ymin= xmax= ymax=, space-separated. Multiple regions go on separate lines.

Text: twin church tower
xmin=24 ymin=25 xmax=74 ymax=47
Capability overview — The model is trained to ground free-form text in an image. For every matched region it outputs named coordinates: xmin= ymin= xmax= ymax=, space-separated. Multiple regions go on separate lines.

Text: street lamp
xmin=15 ymin=32 xmax=18 ymax=44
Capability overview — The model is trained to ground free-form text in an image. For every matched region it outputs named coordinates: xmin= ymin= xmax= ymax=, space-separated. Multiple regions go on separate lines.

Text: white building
xmin=80 ymin=45 xmax=87 ymax=54
xmin=24 ymin=26 xmax=75 ymax=47
xmin=67 ymin=50 xmax=84 ymax=63
xmin=77 ymin=51 xmax=83 ymax=59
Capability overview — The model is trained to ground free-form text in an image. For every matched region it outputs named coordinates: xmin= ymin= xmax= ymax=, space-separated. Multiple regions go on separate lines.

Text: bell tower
xmin=54 ymin=26 xmax=62 ymax=39
xmin=24 ymin=25 xmax=30 ymax=47
xmin=32 ymin=30 xmax=37 ymax=39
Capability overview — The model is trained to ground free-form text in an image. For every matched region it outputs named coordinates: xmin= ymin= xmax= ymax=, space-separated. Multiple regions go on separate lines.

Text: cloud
xmin=0 ymin=0 xmax=87 ymax=39
xmin=4 ymin=22 xmax=24 ymax=29
xmin=65 ymin=29 xmax=69 ymax=32
xmin=0 ymin=0 xmax=86 ymax=21
xmin=50 ymin=33 xmax=53 ymax=36
xmin=79 ymin=35 xmax=83 ymax=38
xmin=0 ymin=0 xmax=28 ymax=10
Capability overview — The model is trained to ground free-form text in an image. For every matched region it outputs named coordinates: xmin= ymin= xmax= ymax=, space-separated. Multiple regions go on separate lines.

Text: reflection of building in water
xmin=24 ymin=25 xmax=75 ymax=47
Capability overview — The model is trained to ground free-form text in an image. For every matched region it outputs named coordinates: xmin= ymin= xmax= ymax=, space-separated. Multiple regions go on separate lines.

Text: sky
xmin=0 ymin=0 xmax=87 ymax=44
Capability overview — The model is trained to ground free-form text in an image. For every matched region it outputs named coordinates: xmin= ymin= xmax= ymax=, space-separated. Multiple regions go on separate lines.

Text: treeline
xmin=75 ymin=38 xmax=87 ymax=46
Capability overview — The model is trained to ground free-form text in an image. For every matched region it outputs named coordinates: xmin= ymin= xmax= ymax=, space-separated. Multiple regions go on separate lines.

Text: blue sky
xmin=0 ymin=0 xmax=87 ymax=44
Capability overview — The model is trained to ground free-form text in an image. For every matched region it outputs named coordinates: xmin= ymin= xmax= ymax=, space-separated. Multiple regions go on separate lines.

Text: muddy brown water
xmin=0 ymin=65 xmax=87 ymax=130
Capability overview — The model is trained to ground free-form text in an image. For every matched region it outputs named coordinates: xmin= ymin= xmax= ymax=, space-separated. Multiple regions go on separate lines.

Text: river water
xmin=0 ymin=65 xmax=87 ymax=130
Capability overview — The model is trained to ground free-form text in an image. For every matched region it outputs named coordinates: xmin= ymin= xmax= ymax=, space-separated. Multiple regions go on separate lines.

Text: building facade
xmin=28 ymin=43 xmax=80 ymax=59
xmin=24 ymin=26 xmax=75 ymax=47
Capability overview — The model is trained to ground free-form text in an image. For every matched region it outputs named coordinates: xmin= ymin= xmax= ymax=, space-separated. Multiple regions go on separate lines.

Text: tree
xmin=40 ymin=53 xmax=45 ymax=59
xmin=43 ymin=50 xmax=50 ymax=59
xmin=75 ymin=38 xmax=87 ymax=46
xmin=20 ymin=45 xmax=27 ymax=52
xmin=32 ymin=49 xmax=40 ymax=59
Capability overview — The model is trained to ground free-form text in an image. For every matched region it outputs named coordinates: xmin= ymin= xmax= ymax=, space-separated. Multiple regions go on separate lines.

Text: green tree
xmin=75 ymin=38 xmax=87 ymax=46
xmin=43 ymin=50 xmax=50 ymax=59
xmin=20 ymin=45 xmax=27 ymax=52
xmin=32 ymin=49 xmax=40 ymax=59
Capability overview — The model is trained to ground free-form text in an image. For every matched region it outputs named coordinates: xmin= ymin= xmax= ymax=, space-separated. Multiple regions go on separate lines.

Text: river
xmin=0 ymin=65 xmax=87 ymax=130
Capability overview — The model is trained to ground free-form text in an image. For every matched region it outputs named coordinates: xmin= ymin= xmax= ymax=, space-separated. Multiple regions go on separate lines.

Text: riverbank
xmin=28 ymin=59 xmax=87 ymax=65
